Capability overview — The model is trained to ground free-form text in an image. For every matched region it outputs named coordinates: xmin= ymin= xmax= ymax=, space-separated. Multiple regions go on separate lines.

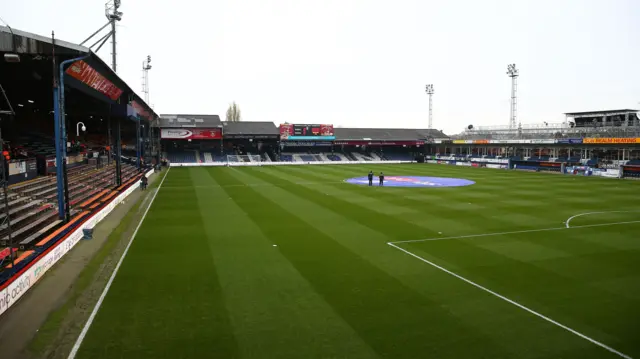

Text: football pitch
xmin=73 ymin=164 xmax=639 ymax=359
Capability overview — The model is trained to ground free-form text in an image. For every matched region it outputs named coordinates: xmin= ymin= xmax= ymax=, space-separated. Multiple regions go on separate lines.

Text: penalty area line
xmin=565 ymin=210 xmax=640 ymax=228
xmin=387 ymin=242 xmax=633 ymax=359
xmin=67 ymin=168 xmax=171 ymax=359
xmin=392 ymin=220 xmax=640 ymax=245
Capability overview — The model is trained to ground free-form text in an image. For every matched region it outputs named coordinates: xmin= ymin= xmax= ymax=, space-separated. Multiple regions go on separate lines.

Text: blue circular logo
xmin=345 ymin=176 xmax=475 ymax=188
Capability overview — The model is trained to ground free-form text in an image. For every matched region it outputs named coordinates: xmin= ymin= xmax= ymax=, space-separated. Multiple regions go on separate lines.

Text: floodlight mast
xmin=79 ymin=1 xmax=122 ymax=72
xmin=425 ymin=84 xmax=434 ymax=129
xmin=507 ymin=64 xmax=519 ymax=130
xmin=105 ymin=0 xmax=123 ymax=72
xmin=142 ymin=56 xmax=152 ymax=104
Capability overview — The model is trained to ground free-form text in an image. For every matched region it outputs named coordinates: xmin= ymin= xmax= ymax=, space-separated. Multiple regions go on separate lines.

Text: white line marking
xmin=67 ymin=168 xmax=171 ymax=359
xmin=392 ymin=220 xmax=640 ymax=244
xmin=566 ymin=210 xmax=640 ymax=228
xmin=387 ymin=242 xmax=633 ymax=359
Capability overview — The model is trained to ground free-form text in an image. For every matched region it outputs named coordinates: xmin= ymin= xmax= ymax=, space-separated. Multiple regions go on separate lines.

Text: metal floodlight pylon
xmin=425 ymin=84 xmax=434 ymax=129
xmin=80 ymin=1 xmax=123 ymax=71
xmin=506 ymin=64 xmax=519 ymax=130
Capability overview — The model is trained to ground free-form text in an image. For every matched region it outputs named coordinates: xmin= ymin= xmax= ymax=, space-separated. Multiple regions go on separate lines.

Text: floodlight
xmin=4 ymin=54 xmax=20 ymax=63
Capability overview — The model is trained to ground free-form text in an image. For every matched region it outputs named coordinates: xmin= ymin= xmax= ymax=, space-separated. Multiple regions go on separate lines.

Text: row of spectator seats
xmin=1 ymin=163 xmax=143 ymax=278
xmin=167 ymin=150 xmax=197 ymax=164
xmin=1 ymin=163 xmax=140 ymax=250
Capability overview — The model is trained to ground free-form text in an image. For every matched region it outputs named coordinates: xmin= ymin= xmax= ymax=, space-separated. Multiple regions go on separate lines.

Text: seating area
xmin=0 ymin=161 xmax=145 ymax=279
xmin=299 ymin=155 xmax=316 ymax=162
xmin=1 ymin=163 xmax=141 ymax=251
xmin=167 ymin=150 xmax=197 ymax=163
xmin=380 ymin=152 xmax=413 ymax=161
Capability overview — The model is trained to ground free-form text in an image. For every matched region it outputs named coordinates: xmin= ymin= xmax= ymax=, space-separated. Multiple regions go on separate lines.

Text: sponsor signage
xmin=556 ymin=138 xmax=583 ymax=144
xmin=222 ymin=134 xmax=278 ymax=139
xmin=279 ymin=124 xmax=335 ymax=141
xmin=334 ymin=141 xmax=424 ymax=146
xmin=583 ymin=138 xmax=640 ymax=144
xmin=65 ymin=60 xmax=123 ymax=101
xmin=161 ymin=128 xmax=222 ymax=140
xmin=539 ymin=162 xmax=562 ymax=168
xmin=283 ymin=141 xmax=332 ymax=147
xmin=473 ymin=140 xmax=489 ymax=144
xmin=8 ymin=161 xmax=26 ymax=176
xmin=26 ymin=160 xmax=37 ymax=172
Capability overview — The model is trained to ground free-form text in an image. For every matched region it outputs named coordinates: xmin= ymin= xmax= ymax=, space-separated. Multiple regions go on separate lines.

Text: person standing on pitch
xmin=368 ymin=171 xmax=374 ymax=186
xmin=379 ymin=172 xmax=384 ymax=186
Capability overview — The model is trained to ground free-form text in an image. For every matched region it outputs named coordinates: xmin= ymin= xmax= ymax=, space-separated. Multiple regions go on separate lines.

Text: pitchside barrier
xmin=0 ymin=170 xmax=155 ymax=317
xmin=169 ymin=159 xmax=635 ymax=179
xmin=170 ymin=160 xmax=414 ymax=167
xmin=428 ymin=157 xmax=628 ymax=179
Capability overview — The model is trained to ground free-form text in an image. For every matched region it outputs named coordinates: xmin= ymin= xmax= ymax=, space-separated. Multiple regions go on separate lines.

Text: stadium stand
xmin=334 ymin=127 xmax=447 ymax=140
xmin=0 ymin=162 xmax=140 ymax=250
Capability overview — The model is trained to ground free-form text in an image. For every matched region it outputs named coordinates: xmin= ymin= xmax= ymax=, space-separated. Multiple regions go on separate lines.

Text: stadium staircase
xmin=352 ymin=152 xmax=373 ymax=161
xmin=262 ymin=153 xmax=272 ymax=162
xmin=204 ymin=152 xmax=214 ymax=163
xmin=343 ymin=152 xmax=358 ymax=161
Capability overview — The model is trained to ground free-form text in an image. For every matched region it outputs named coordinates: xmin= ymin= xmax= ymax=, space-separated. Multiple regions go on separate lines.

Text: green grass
xmin=74 ymin=164 xmax=640 ymax=359
xmin=30 ymin=180 xmax=158 ymax=355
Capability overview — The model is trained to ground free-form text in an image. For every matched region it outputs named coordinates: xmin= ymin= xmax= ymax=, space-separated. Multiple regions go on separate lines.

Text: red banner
xmin=161 ymin=128 xmax=222 ymax=140
xmin=131 ymin=100 xmax=152 ymax=120
xmin=334 ymin=141 xmax=425 ymax=146
xmin=279 ymin=124 xmax=294 ymax=140
xmin=65 ymin=60 xmax=123 ymax=101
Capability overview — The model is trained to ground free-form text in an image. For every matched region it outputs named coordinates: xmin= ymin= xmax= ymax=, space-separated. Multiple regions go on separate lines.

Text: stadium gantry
xmin=459 ymin=109 xmax=640 ymax=140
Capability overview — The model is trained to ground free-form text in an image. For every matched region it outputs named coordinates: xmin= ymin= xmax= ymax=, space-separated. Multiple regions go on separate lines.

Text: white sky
xmin=3 ymin=0 xmax=640 ymax=134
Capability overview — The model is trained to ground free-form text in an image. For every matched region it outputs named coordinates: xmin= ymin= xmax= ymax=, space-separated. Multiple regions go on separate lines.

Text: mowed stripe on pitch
xmin=189 ymin=167 xmax=378 ymax=359
xmin=213 ymin=167 xmax=515 ymax=358
xmin=73 ymin=165 xmax=640 ymax=359
xmin=402 ymin=223 xmax=640 ymax=357
xmin=221 ymin=166 xmax=626 ymax=358
xmin=76 ymin=169 xmax=239 ymax=359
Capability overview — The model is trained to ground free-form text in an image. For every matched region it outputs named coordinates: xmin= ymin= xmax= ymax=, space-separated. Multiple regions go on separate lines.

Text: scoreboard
xmin=279 ymin=124 xmax=335 ymax=141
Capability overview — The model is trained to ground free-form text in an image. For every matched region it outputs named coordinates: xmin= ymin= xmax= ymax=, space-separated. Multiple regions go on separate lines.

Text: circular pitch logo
xmin=344 ymin=176 xmax=475 ymax=188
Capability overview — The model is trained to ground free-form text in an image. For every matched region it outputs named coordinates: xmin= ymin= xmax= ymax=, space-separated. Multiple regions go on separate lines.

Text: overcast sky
xmin=3 ymin=0 xmax=639 ymax=134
